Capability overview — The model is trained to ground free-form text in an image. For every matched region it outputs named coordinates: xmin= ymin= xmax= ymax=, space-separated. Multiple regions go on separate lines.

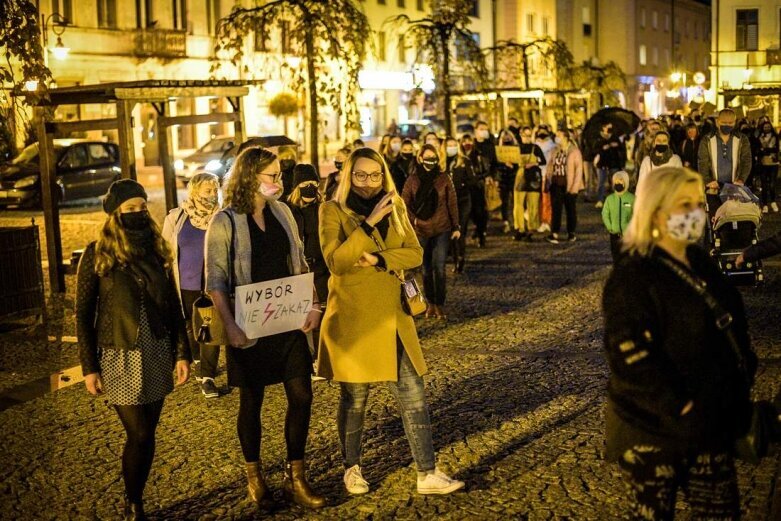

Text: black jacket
xmin=472 ymin=139 xmax=498 ymax=181
xmin=602 ymin=246 xmax=756 ymax=459
xmin=290 ymin=202 xmax=330 ymax=303
xmin=446 ymin=157 xmax=478 ymax=201
xmin=391 ymin=155 xmax=415 ymax=193
xmin=594 ymin=136 xmax=626 ymax=170
xmin=76 ymin=242 xmax=190 ymax=376
xmin=679 ymin=137 xmax=700 ymax=169
xmin=744 ymin=230 xmax=781 ymax=263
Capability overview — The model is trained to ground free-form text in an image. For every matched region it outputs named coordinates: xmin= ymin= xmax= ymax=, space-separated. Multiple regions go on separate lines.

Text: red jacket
xmin=401 ymin=170 xmax=460 ymax=238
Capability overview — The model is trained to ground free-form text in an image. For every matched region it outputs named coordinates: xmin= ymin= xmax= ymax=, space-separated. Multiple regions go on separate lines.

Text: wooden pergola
xmin=27 ymin=80 xmax=256 ymax=293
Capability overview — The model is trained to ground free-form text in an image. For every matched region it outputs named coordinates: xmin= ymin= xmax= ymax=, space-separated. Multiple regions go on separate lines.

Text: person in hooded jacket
xmin=401 ymin=144 xmax=460 ymax=319
xmin=77 ymin=179 xmax=190 ymax=520
xmin=391 ymin=139 xmax=416 ymax=192
xmin=603 ymin=166 xmax=756 ymax=520
xmin=601 ymin=171 xmax=635 ymax=264
xmin=287 ymin=163 xmax=330 ymax=361
xmin=278 ymin=145 xmax=298 ymax=200
xmin=442 ymin=137 xmax=477 ymax=273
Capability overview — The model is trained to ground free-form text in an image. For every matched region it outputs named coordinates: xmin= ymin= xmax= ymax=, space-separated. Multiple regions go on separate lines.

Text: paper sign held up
xmin=496 ymin=145 xmax=522 ymax=164
xmin=234 ymin=273 xmax=314 ymax=340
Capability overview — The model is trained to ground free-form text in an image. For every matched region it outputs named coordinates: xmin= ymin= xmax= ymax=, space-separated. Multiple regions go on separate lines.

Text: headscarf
xmin=182 ymin=192 xmax=220 ymax=230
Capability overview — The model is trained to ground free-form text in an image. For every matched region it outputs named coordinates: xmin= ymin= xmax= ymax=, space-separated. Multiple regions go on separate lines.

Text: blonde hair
xmin=187 ymin=172 xmax=220 ymax=197
xmin=94 ymin=211 xmax=173 ymax=276
xmin=622 ymin=166 xmax=704 ymax=256
xmin=441 ymin=137 xmax=466 ymax=170
xmin=277 ymin=145 xmax=297 ymax=161
xmin=334 ymin=147 xmax=408 ymax=238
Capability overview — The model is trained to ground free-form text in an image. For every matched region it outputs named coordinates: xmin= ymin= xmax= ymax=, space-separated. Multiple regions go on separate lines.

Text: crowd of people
xmin=74 ymin=107 xmax=781 ymax=520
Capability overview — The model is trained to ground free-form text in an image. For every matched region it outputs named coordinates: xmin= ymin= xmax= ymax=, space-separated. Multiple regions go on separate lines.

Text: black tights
xmin=237 ymin=377 xmax=313 ymax=462
xmin=114 ymin=400 xmax=164 ymax=503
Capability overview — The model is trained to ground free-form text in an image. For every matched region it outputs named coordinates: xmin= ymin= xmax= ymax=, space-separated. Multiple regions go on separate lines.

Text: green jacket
xmin=602 ymin=192 xmax=635 ymax=235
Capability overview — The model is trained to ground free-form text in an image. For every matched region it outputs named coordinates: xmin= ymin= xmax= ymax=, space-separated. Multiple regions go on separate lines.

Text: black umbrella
xmin=581 ymin=107 xmax=641 ymax=160
xmin=257 ymin=135 xmax=297 ymax=147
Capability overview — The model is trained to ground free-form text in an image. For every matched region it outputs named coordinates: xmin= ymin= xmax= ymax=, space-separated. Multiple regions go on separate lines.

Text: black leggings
xmin=114 ymin=400 xmax=164 ymax=503
xmin=237 ymin=377 xmax=313 ymax=462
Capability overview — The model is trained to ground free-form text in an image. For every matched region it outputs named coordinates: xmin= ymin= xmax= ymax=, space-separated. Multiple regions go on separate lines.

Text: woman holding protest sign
xmin=205 ymin=146 xmax=325 ymax=510
xmin=318 ymin=147 xmax=465 ymax=497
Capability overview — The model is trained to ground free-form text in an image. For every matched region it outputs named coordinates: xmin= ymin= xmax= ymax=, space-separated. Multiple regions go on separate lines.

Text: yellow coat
xmin=317 ymin=199 xmax=427 ymax=383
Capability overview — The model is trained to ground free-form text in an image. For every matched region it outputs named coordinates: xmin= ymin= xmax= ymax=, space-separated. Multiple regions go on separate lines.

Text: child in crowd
xmin=601 ymin=171 xmax=635 ymax=264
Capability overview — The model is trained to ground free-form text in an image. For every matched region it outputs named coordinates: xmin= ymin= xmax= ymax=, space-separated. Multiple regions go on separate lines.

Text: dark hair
xmin=476 ymin=120 xmax=489 ymax=128
xmin=461 ymin=133 xmax=474 ymax=141
xmin=237 ymin=138 xmax=265 ymax=156
xmin=419 ymin=143 xmax=439 ymax=159
xmin=521 ymin=126 xmax=532 ymax=132
xmin=401 ymin=138 xmax=414 ymax=147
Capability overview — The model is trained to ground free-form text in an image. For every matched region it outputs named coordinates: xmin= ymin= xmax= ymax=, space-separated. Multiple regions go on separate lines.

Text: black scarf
xmin=124 ymin=228 xmax=170 ymax=338
xmin=413 ymin=167 xmax=439 ymax=221
xmin=347 ymin=189 xmax=390 ymax=239
xmin=650 ymin=147 xmax=674 ymax=167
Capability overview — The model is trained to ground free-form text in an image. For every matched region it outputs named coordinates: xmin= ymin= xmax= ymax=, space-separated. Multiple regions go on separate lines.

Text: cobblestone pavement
xmin=1 ymin=196 xmax=780 ymax=520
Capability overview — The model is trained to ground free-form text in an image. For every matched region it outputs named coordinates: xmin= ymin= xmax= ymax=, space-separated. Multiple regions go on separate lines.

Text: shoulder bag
xmin=192 ymin=211 xmax=236 ymax=346
xmin=657 ymin=255 xmax=773 ymax=464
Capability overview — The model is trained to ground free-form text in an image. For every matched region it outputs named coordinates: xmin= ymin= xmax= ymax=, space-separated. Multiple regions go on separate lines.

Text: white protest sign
xmin=234 ymin=273 xmax=314 ymax=339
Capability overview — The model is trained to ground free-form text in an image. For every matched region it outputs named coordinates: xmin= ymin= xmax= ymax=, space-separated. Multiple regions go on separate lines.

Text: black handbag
xmin=192 ymin=211 xmax=236 ymax=346
xmin=657 ymin=256 xmax=773 ymax=463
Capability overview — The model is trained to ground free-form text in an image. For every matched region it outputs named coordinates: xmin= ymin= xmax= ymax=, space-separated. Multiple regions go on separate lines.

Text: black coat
xmin=744 ymin=230 xmax=781 ymax=263
xmin=602 ymin=246 xmax=756 ymax=459
xmin=76 ymin=242 xmax=190 ymax=376
xmin=290 ymin=202 xmax=330 ymax=302
xmin=446 ymin=157 xmax=478 ymax=201
xmin=679 ymin=137 xmax=700 ymax=169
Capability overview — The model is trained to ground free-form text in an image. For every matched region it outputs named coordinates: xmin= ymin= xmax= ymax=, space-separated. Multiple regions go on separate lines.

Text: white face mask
xmin=446 ymin=146 xmax=459 ymax=157
xmin=666 ymin=208 xmax=706 ymax=243
xmin=390 ymin=142 xmax=401 ymax=152
xmin=477 ymin=129 xmax=489 ymax=140
xmin=259 ymin=182 xmax=282 ymax=201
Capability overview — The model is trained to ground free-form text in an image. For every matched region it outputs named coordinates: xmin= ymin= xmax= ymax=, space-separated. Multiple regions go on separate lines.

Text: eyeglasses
xmin=352 ymin=171 xmax=383 ymax=182
xmin=260 ymin=171 xmax=282 ymax=182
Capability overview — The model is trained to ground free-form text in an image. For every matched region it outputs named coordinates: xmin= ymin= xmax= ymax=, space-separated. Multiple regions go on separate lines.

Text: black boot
xmin=123 ymin=498 xmax=147 ymax=521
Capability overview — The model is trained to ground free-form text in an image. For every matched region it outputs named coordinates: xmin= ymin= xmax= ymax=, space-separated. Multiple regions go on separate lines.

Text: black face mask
xmin=334 ymin=161 xmax=344 ymax=171
xmin=694 ymin=116 xmax=702 ymax=122
xmin=299 ymin=186 xmax=318 ymax=199
xmin=654 ymin=144 xmax=669 ymax=153
xmin=613 ymin=183 xmax=625 ymax=192
xmin=400 ymin=152 xmax=414 ymax=160
xmin=280 ymin=159 xmax=296 ymax=172
xmin=719 ymin=125 xmax=734 ymax=135
xmin=536 ymin=133 xmax=547 ymax=139
xmin=421 ymin=159 xmax=439 ymax=171
xmin=120 ymin=211 xmax=150 ymax=231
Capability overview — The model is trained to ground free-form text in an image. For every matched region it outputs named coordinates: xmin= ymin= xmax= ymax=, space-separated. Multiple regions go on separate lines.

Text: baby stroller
xmin=706 ymin=184 xmax=764 ymax=285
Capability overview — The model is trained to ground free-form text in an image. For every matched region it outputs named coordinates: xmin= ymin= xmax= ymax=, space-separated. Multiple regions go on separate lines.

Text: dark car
xmin=187 ymin=135 xmax=298 ymax=183
xmin=0 ymin=140 xmax=121 ymax=208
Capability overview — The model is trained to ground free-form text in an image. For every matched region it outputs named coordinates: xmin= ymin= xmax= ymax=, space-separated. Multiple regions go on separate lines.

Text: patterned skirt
xmin=99 ymin=302 xmax=175 ymax=405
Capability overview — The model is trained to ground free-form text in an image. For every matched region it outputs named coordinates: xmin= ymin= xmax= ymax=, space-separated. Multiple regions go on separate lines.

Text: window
xmin=664 ymin=14 xmax=670 ymax=32
xmin=664 ymin=48 xmax=670 ymax=67
xmin=456 ymin=32 xmax=479 ymax=60
xmin=542 ymin=16 xmax=549 ymax=36
xmin=417 ymin=0 xmax=423 ymax=10
xmin=694 ymin=21 xmax=699 ymax=40
xmin=582 ymin=6 xmax=590 ymax=24
xmin=280 ymin=21 xmax=292 ymax=54
xmin=206 ymin=0 xmax=220 ymax=35
xmin=397 ymin=0 xmax=405 ymax=6
xmin=469 ymin=0 xmax=479 ymax=18
xmin=61 ymin=146 xmax=89 ymax=169
xmin=639 ymin=44 xmax=647 ymax=65
xmin=88 ymin=144 xmax=112 ymax=164
xmin=377 ymin=31 xmax=386 ymax=61
xmin=97 ymin=0 xmax=117 ymax=28
xmin=526 ymin=13 xmax=535 ymax=33
xmin=583 ymin=23 xmax=592 ymax=37
xmin=173 ymin=0 xmax=186 ymax=31
xmin=398 ymin=36 xmax=406 ymax=63
xmin=652 ymin=10 xmax=658 ymax=30
xmin=736 ymin=9 xmax=758 ymax=51
xmin=136 ymin=0 xmax=154 ymax=29
xmin=51 ymin=0 xmax=73 ymax=23
xmin=254 ymin=21 xmax=267 ymax=52
xmin=652 ymin=46 xmax=658 ymax=66
xmin=377 ymin=0 xmax=385 ymax=5
xmin=640 ymin=8 xmax=646 ymax=28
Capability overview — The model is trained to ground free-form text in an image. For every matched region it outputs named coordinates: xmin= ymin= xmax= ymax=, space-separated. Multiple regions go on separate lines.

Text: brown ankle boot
xmin=246 ymin=462 xmax=273 ymax=509
xmin=283 ymin=460 xmax=326 ymax=509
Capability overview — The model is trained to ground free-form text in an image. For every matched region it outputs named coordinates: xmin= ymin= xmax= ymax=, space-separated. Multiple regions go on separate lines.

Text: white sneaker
xmin=344 ymin=465 xmax=369 ymax=495
xmin=502 ymin=221 xmax=511 ymax=233
xmin=416 ymin=469 xmax=465 ymax=495
xmin=763 ymin=205 xmax=769 ymax=214
xmin=772 ymin=202 xmax=779 ymax=213
xmin=595 ymin=201 xmax=603 ymax=209
xmin=537 ymin=223 xmax=551 ymax=233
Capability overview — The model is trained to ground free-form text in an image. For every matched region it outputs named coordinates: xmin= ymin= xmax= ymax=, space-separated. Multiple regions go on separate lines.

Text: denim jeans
xmin=420 ymin=231 xmax=450 ymax=306
xmin=337 ymin=347 xmax=435 ymax=472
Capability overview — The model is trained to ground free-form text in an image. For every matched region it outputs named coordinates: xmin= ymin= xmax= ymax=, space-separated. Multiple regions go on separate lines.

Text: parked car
xmin=187 ymin=135 xmax=298 ymax=182
xmin=397 ymin=119 xmax=445 ymax=141
xmin=0 ymin=139 xmax=121 ymax=208
xmin=175 ymin=135 xmax=236 ymax=186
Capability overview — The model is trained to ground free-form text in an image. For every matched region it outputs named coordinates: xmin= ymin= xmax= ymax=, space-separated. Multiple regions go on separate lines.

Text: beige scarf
xmin=182 ymin=195 xmax=219 ymax=230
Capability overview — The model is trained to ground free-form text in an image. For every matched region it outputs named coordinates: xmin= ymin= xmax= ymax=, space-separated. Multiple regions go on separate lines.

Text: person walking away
xmin=514 ymin=127 xmax=546 ymax=241
xmin=757 ymin=121 xmax=779 ymax=213
xmin=545 ymin=129 xmax=584 ymax=244
xmin=162 ymin=173 xmax=221 ymax=399
xmin=391 ymin=139 xmax=416 ymax=192
xmin=496 ymin=129 xmax=521 ymax=234
xmin=593 ymin=123 xmax=626 ymax=209
xmin=535 ymin=127 xmax=556 ymax=233
xmin=278 ymin=145 xmax=298 ymax=200
xmin=286 ymin=163 xmax=330 ymax=366
xmin=603 ymin=166 xmax=756 ymax=520
xmin=473 ymin=121 xmax=498 ymax=245
xmin=443 ymin=137 xmax=477 ymax=273
xmin=697 ymin=108 xmax=752 ymax=193
xmin=402 ymin=144 xmax=460 ymax=319
xmin=679 ymin=124 xmax=700 ymax=170
xmin=77 ymin=179 xmax=191 ymax=520
xmin=325 ymin=148 xmax=350 ymax=201
xmin=205 ymin=147 xmax=325 ymax=510
xmin=636 ymin=131 xmax=682 ymax=199
xmin=462 ymin=133 xmax=489 ymax=247
xmin=317 ymin=146 xmax=465 ymax=496
xmin=601 ymin=171 xmax=635 ymax=264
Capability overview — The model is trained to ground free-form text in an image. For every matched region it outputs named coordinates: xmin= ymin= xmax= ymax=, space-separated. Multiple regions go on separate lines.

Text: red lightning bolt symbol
xmin=262 ymin=303 xmax=275 ymax=325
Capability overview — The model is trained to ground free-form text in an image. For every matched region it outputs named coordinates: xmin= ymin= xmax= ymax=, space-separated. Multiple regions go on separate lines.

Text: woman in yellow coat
xmin=318 ymin=147 xmax=465 ymax=497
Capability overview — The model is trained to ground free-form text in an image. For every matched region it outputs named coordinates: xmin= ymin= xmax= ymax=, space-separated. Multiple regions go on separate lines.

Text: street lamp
xmin=41 ymin=13 xmax=70 ymax=63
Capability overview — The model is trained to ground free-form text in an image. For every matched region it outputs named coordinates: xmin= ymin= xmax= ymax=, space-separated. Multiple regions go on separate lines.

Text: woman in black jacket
xmin=603 ymin=167 xmax=756 ymax=520
xmin=442 ymin=137 xmax=477 ymax=273
xmin=77 ymin=180 xmax=190 ymax=520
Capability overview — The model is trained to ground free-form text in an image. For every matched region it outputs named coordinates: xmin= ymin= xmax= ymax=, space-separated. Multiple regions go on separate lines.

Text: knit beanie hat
xmin=293 ymin=164 xmax=320 ymax=186
xmin=102 ymin=179 xmax=147 ymax=214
